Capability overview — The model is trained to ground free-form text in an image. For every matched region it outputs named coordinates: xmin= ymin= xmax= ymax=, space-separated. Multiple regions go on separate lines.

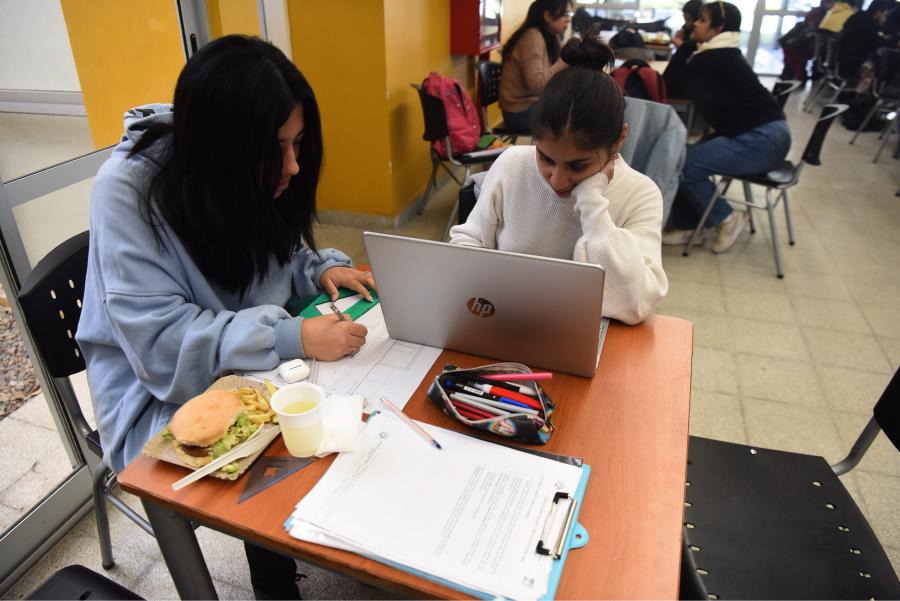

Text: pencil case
xmin=426 ymin=362 xmax=555 ymax=445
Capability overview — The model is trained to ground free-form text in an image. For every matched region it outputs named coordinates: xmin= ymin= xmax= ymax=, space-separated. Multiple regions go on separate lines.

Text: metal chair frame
xmin=18 ymin=231 xmax=154 ymax=570
xmin=804 ymin=33 xmax=853 ymax=113
xmin=682 ymin=104 xmax=849 ymax=278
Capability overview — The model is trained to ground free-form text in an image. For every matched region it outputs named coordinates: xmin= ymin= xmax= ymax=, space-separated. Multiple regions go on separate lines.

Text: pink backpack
xmin=422 ymin=72 xmax=481 ymax=159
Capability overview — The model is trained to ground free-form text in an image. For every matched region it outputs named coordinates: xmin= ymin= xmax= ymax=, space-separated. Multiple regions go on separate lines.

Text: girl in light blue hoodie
xmin=76 ymin=35 xmax=372 ymax=598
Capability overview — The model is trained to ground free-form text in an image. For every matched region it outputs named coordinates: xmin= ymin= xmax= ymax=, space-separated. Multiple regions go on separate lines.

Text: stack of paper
xmin=285 ymin=412 xmax=586 ymax=600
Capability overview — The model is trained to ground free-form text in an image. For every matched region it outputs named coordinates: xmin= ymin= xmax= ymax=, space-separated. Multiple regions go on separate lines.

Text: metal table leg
xmin=141 ymin=500 xmax=218 ymax=600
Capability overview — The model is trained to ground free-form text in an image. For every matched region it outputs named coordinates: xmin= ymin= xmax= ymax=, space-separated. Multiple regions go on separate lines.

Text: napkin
xmin=315 ymin=394 xmax=365 ymax=457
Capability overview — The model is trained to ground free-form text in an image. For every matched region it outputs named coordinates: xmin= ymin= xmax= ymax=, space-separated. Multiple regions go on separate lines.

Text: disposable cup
xmin=271 ymin=382 xmax=324 ymax=457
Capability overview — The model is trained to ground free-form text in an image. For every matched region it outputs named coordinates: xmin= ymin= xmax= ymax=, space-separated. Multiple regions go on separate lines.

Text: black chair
xmin=804 ymin=32 xmax=852 ymax=113
xmin=680 ymin=368 xmax=900 ymax=600
xmin=682 ymin=104 xmax=849 ymax=278
xmin=475 ymin=61 xmax=532 ymax=143
xmin=773 ymin=79 xmax=803 ymax=110
xmin=411 ymin=83 xmax=504 ymax=217
xmin=18 ymin=231 xmax=154 ymax=570
xmin=849 ymin=48 xmax=900 ymax=164
xmin=26 ymin=565 xmax=142 ymax=600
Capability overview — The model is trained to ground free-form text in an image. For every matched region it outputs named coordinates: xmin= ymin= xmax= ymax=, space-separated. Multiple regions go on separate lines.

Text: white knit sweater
xmin=449 ymin=146 xmax=668 ymax=324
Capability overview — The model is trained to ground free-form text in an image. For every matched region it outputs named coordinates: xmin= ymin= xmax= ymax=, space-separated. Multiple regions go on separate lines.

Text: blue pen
xmin=442 ymin=379 xmax=533 ymax=410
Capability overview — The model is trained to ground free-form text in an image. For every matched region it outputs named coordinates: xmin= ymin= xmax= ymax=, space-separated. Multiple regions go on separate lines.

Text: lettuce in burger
xmin=166 ymin=389 xmax=257 ymax=468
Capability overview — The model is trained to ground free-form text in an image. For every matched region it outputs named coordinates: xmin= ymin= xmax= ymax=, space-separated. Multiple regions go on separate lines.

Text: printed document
xmin=286 ymin=412 xmax=584 ymax=600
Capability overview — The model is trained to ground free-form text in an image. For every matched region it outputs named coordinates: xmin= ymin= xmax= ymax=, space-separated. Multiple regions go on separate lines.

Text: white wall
xmin=0 ymin=0 xmax=81 ymax=91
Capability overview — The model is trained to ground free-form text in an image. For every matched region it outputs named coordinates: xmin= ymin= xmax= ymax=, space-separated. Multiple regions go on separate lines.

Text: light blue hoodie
xmin=76 ymin=105 xmax=351 ymax=472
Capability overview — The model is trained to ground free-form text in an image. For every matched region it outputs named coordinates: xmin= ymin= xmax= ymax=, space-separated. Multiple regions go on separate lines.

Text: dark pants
xmin=245 ymin=542 xmax=301 ymax=599
xmin=502 ymin=106 xmax=536 ymax=131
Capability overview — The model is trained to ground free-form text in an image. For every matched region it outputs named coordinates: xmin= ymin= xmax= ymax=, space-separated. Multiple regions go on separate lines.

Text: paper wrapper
xmin=142 ymin=375 xmax=280 ymax=480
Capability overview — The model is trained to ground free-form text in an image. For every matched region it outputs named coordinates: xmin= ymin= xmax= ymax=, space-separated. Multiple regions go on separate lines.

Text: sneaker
xmin=711 ymin=211 xmax=749 ymax=253
xmin=662 ymin=228 xmax=706 ymax=246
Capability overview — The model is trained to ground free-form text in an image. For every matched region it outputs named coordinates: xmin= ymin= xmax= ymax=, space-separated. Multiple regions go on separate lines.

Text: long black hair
xmin=502 ymin=0 xmax=572 ymax=64
xmin=532 ymin=26 xmax=624 ymax=151
xmin=129 ymin=35 xmax=323 ymax=297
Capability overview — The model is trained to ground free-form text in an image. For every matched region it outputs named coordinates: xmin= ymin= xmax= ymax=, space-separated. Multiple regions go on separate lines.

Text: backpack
xmin=422 ymin=72 xmax=481 ymax=159
xmin=611 ymin=59 xmax=668 ymax=103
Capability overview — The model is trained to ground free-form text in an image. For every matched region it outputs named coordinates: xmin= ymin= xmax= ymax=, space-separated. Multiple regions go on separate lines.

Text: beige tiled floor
xmin=3 ymin=88 xmax=900 ymax=598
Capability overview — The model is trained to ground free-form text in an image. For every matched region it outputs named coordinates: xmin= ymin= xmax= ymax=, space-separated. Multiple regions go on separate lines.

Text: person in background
xmin=779 ymin=0 xmax=833 ymax=82
xmin=76 ymin=35 xmax=374 ymax=599
xmin=673 ymin=0 xmax=704 ymax=47
xmin=819 ymin=0 xmax=856 ymax=32
xmin=662 ymin=1 xmax=791 ymax=253
xmin=837 ymin=0 xmax=896 ymax=79
xmin=452 ymin=29 xmax=668 ymax=324
xmin=499 ymin=0 xmax=573 ymax=130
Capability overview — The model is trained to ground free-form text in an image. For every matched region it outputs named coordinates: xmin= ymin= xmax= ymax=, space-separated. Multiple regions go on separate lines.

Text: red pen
xmin=451 ymin=400 xmax=493 ymax=420
xmin=471 ymin=383 xmax=541 ymax=409
xmin=483 ymin=372 xmax=553 ymax=382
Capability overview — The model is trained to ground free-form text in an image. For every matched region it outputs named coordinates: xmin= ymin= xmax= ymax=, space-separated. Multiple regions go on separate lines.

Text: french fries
xmin=236 ymin=386 xmax=276 ymax=425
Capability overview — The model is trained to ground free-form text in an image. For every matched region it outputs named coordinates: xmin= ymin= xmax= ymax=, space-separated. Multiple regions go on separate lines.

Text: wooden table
xmin=118 ymin=315 xmax=693 ymax=599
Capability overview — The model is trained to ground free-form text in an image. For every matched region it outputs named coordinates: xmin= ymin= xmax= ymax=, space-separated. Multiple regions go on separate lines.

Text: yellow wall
xmin=206 ymin=0 xmax=261 ymax=38
xmin=288 ymin=1 xmax=394 ymax=216
xmin=59 ymin=1 xmax=185 ymax=148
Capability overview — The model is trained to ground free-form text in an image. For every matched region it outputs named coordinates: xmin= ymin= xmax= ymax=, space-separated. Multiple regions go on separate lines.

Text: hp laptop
xmin=363 ymin=232 xmax=607 ymax=377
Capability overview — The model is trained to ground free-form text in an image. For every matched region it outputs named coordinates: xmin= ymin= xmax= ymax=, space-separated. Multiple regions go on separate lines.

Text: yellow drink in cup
xmin=271 ymin=383 xmax=325 ymax=457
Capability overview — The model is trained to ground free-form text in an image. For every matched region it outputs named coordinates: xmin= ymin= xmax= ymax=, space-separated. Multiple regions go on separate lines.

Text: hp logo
xmin=466 ymin=297 xmax=496 ymax=318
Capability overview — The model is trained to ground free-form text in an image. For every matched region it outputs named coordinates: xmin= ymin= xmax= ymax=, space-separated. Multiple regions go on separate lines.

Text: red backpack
xmin=611 ymin=59 xmax=668 ymax=103
xmin=422 ymin=72 xmax=481 ymax=159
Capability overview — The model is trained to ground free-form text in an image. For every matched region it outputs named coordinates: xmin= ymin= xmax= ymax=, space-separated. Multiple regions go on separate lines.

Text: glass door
xmin=746 ymin=0 xmax=814 ymax=74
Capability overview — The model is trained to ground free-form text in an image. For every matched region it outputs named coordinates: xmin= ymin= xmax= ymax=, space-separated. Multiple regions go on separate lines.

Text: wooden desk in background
xmin=118 ymin=315 xmax=693 ymax=599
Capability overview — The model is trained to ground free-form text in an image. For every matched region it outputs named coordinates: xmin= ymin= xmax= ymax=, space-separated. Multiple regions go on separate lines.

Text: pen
xmin=329 ymin=302 xmax=348 ymax=321
xmin=450 ymin=390 xmax=539 ymax=415
xmin=448 ymin=393 xmax=510 ymax=416
xmin=450 ymin=399 xmax=494 ymax=420
xmin=380 ymin=396 xmax=442 ymax=450
xmin=441 ymin=379 xmax=534 ymax=410
xmin=445 ymin=376 xmax=541 ymax=409
xmin=483 ymin=372 xmax=553 ymax=382
xmin=448 ymin=372 xmax=541 ymax=400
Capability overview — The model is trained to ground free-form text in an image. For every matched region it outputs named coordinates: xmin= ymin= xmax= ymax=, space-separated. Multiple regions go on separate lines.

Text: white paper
xmin=311 ymin=305 xmax=442 ymax=411
xmin=286 ymin=412 xmax=583 ymax=600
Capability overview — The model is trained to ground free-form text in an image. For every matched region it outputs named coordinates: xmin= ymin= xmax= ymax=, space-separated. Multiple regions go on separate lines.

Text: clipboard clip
xmin=536 ymin=491 xmax=577 ymax=560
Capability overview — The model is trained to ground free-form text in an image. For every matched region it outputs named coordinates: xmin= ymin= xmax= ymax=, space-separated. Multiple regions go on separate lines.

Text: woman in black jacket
xmin=662 ymin=1 xmax=792 ymax=253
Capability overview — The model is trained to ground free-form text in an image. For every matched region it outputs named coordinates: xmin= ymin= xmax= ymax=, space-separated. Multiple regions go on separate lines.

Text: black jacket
xmin=838 ymin=12 xmax=885 ymax=79
xmin=663 ymin=47 xmax=785 ymax=137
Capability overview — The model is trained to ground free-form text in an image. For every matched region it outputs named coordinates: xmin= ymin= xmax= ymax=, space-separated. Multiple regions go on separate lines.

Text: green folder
xmin=293 ymin=288 xmax=379 ymax=321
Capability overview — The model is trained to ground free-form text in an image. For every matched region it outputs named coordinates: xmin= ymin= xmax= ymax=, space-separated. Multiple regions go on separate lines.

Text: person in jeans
xmin=662 ymin=1 xmax=791 ymax=253
xmin=499 ymin=0 xmax=573 ymax=130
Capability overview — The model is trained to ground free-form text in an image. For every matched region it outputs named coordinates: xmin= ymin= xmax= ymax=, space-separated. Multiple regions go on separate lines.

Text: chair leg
xmin=416 ymin=160 xmax=440 ymax=215
xmin=803 ymin=78 xmax=826 ymax=112
xmin=849 ymin=99 xmax=883 ymax=145
xmin=92 ymin=463 xmax=116 ymax=570
xmin=873 ymin=118 xmax=896 ymax=163
xmin=683 ymin=178 xmax=729 ymax=256
xmin=742 ymin=181 xmax=756 ymax=234
xmin=765 ymin=189 xmax=785 ymax=278
xmin=782 ymin=190 xmax=796 ymax=246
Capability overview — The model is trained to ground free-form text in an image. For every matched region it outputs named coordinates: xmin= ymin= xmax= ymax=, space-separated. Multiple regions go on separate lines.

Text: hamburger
xmin=166 ymin=389 xmax=257 ymax=468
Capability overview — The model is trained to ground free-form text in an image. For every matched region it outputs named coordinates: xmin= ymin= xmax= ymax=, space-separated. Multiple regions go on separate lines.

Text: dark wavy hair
xmin=705 ymin=1 xmax=742 ymax=32
xmin=502 ymin=0 xmax=572 ymax=64
xmin=532 ymin=25 xmax=624 ymax=151
xmin=128 ymin=35 xmax=323 ymax=297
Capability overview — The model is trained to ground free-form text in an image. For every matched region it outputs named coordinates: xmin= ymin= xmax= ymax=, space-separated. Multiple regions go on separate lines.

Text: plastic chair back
xmin=18 ymin=231 xmax=88 ymax=379
xmin=412 ymin=84 xmax=449 ymax=142
xmin=801 ymin=103 xmax=848 ymax=166
xmin=476 ymin=61 xmax=502 ymax=108
xmin=875 ymin=48 xmax=900 ymax=98
xmin=874 ymin=368 xmax=900 ymax=453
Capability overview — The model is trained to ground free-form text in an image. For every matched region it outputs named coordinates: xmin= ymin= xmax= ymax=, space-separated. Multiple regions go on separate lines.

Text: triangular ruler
xmin=238 ymin=456 xmax=316 ymax=504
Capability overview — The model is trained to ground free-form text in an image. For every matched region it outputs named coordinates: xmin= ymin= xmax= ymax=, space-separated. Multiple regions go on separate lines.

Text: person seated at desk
xmin=661 ymin=1 xmax=791 ymax=253
xmin=819 ymin=0 xmax=857 ymax=33
xmin=499 ymin=0 xmax=573 ymax=130
xmin=837 ymin=0 xmax=896 ymax=80
xmin=451 ymin=31 xmax=668 ymax=325
xmin=75 ymin=35 xmax=373 ymax=599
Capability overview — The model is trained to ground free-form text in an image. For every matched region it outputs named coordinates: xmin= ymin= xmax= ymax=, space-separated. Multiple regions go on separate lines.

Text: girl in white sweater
xmin=450 ymin=29 xmax=668 ymax=324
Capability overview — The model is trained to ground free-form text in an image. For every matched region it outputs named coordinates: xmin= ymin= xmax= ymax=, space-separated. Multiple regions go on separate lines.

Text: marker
xmin=471 ymin=382 xmax=542 ymax=409
xmin=483 ymin=372 xmax=553 ymax=382
xmin=442 ymin=379 xmax=535 ymax=410
xmin=451 ymin=391 xmax=539 ymax=415
xmin=448 ymin=372 xmax=542 ymax=400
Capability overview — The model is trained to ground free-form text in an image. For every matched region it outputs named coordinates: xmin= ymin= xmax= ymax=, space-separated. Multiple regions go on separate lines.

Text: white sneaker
xmin=662 ymin=228 xmax=706 ymax=246
xmin=712 ymin=211 xmax=749 ymax=253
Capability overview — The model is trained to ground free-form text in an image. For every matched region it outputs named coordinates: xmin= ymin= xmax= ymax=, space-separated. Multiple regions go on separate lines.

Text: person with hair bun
xmin=662 ymin=1 xmax=791 ymax=253
xmin=500 ymin=0 xmax=573 ymax=130
xmin=451 ymin=30 xmax=668 ymax=325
